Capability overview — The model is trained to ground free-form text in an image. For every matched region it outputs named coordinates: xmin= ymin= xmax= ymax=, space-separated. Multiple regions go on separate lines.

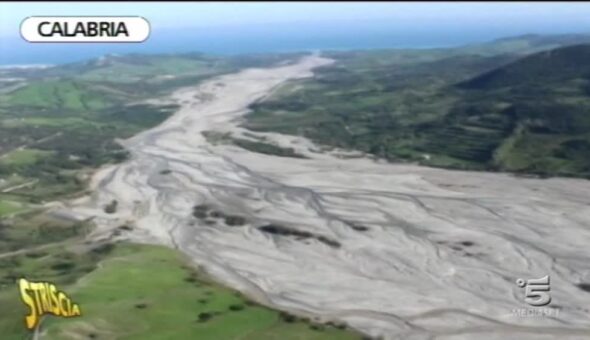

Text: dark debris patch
xmin=224 ymin=215 xmax=247 ymax=226
xmin=317 ymin=236 xmax=341 ymax=248
xmin=576 ymin=283 xmax=590 ymax=293
xmin=209 ymin=210 xmax=225 ymax=218
xmin=350 ymin=224 xmax=369 ymax=232
xmin=193 ymin=204 xmax=249 ymax=227
xmin=259 ymin=224 xmax=313 ymax=239
xmin=228 ymin=304 xmax=245 ymax=311
xmin=309 ymin=324 xmax=325 ymax=331
xmin=192 ymin=204 xmax=210 ymax=219
xmin=326 ymin=321 xmax=347 ymax=330
xmin=197 ymin=312 xmax=213 ymax=322
xmin=258 ymin=224 xmax=341 ymax=249
xmin=104 ymin=200 xmax=118 ymax=214
xmin=279 ymin=311 xmax=298 ymax=323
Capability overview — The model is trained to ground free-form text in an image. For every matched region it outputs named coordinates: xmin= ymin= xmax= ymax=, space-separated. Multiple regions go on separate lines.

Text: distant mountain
xmin=458 ymin=33 xmax=590 ymax=56
xmin=445 ymin=44 xmax=590 ymax=176
xmin=247 ymin=39 xmax=590 ymax=178
xmin=458 ymin=44 xmax=590 ymax=90
xmin=493 ymin=33 xmax=590 ymax=48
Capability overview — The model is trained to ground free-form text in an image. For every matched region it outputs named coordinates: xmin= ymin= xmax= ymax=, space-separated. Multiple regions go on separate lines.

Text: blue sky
xmin=3 ymin=2 xmax=590 ymax=36
xmin=2 ymin=2 xmax=590 ymax=65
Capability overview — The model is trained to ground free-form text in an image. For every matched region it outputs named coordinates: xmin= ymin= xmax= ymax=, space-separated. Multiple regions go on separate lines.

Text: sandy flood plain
xmin=58 ymin=55 xmax=590 ymax=339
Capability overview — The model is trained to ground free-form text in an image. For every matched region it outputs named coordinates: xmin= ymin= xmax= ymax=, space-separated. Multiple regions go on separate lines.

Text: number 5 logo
xmin=516 ymin=275 xmax=551 ymax=307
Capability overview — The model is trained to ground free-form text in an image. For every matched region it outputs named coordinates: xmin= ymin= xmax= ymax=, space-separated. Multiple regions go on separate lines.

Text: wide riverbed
xmin=63 ymin=55 xmax=590 ymax=339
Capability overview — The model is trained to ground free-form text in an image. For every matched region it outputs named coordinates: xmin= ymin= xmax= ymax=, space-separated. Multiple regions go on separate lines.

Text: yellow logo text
xmin=18 ymin=278 xmax=81 ymax=330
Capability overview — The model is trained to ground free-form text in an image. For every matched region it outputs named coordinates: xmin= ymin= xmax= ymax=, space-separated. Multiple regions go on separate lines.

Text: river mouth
xmin=62 ymin=55 xmax=590 ymax=339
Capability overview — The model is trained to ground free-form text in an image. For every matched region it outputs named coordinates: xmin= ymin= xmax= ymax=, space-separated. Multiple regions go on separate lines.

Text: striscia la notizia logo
xmin=18 ymin=278 xmax=82 ymax=330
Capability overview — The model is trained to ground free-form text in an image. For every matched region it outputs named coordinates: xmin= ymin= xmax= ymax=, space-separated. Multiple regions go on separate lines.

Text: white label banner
xmin=21 ymin=16 xmax=150 ymax=43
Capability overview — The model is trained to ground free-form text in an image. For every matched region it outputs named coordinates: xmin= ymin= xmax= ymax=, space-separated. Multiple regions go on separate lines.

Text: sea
xmin=0 ymin=20 xmax=579 ymax=66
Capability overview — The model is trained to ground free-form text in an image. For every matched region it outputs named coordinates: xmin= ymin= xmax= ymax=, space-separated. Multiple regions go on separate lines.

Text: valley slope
xmin=246 ymin=36 xmax=590 ymax=178
xmin=56 ymin=53 xmax=590 ymax=340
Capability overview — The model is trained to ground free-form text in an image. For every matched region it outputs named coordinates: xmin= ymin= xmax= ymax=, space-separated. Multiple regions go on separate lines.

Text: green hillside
xmin=0 ymin=53 xmax=303 ymax=203
xmin=458 ymin=44 xmax=590 ymax=90
xmin=454 ymin=44 xmax=590 ymax=176
xmin=245 ymin=37 xmax=590 ymax=178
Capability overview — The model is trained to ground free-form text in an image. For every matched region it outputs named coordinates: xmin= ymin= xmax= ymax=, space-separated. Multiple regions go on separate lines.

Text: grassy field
xmin=2 ymin=117 xmax=109 ymax=129
xmin=0 ymin=210 xmax=361 ymax=339
xmin=0 ymin=52 xmax=305 ymax=204
xmin=0 ymin=200 xmax=26 ymax=217
xmin=0 ymin=243 xmax=359 ymax=340
xmin=0 ymin=211 xmax=94 ymax=339
xmin=5 ymin=80 xmax=110 ymax=111
xmin=77 ymin=57 xmax=219 ymax=83
xmin=0 ymin=213 xmax=89 ymax=254
xmin=0 ymin=149 xmax=52 ymax=166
